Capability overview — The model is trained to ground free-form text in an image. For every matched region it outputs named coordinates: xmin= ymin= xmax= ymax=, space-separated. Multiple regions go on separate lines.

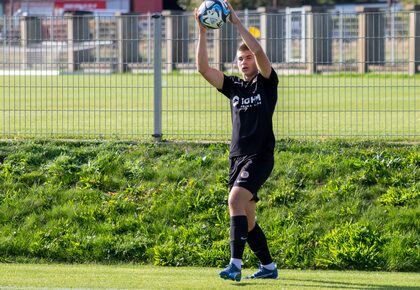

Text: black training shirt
xmin=218 ymin=68 xmax=278 ymax=157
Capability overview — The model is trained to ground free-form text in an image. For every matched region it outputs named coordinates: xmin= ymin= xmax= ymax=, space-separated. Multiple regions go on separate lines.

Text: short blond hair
xmin=237 ymin=42 xmax=250 ymax=52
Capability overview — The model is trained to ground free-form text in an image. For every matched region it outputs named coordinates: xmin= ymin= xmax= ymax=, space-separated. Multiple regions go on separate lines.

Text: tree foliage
xmin=399 ymin=0 xmax=420 ymax=5
xmin=177 ymin=0 xmax=401 ymax=10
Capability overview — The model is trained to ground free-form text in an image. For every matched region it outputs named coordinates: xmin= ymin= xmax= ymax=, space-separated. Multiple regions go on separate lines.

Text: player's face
xmin=236 ymin=49 xmax=257 ymax=80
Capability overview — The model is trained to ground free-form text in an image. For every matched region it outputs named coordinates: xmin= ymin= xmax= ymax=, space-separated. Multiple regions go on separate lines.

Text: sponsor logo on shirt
xmin=232 ymin=94 xmax=262 ymax=110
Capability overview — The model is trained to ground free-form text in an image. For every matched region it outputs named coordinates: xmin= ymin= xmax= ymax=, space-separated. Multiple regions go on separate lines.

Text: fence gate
xmin=285 ymin=7 xmax=306 ymax=63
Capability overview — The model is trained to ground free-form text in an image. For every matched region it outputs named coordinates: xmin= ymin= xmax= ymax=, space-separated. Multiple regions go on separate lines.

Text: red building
xmin=1 ymin=0 xmax=182 ymax=16
xmin=131 ymin=0 xmax=183 ymax=13
xmin=131 ymin=1 xmax=162 ymax=13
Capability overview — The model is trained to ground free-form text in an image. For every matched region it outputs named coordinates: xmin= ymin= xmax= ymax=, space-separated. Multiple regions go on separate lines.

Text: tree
xmin=399 ymin=0 xmax=420 ymax=5
xmin=177 ymin=0 xmax=417 ymax=10
xmin=178 ymin=0 xmax=300 ymax=9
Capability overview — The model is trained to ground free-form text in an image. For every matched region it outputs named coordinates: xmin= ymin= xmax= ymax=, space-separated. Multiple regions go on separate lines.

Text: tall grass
xmin=0 ymin=139 xmax=419 ymax=271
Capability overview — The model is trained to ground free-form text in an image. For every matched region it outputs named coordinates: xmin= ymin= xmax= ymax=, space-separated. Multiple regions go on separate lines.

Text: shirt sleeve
xmin=261 ymin=68 xmax=279 ymax=107
xmin=217 ymin=74 xmax=234 ymax=99
xmin=264 ymin=67 xmax=279 ymax=87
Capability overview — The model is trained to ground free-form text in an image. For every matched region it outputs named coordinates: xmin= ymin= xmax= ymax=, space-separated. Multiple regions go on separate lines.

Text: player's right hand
xmin=194 ymin=8 xmax=207 ymax=34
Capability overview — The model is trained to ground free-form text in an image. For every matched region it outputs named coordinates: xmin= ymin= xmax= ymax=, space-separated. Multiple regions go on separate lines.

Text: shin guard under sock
xmin=247 ymin=223 xmax=273 ymax=265
xmin=230 ymin=215 xmax=248 ymax=260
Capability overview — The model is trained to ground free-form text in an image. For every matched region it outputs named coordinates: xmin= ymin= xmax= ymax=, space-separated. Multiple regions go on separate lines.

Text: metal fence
xmin=0 ymin=7 xmax=419 ymax=140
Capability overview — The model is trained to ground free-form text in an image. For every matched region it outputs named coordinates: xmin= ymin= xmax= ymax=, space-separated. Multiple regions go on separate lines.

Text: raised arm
xmin=225 ymin=1 xmax=272 ymax=79
xmin=195 ymin=8 xmax=224 ymax=90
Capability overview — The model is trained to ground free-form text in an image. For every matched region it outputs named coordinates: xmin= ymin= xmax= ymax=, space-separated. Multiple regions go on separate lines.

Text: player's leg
xmin=219 ymin=186 xmax=253 ymax=281
xmin=245 ymin=220 xmax=278 ymax=279
xmin=245 ymin=198 xmax=256 ymax=231
xmin=240 ymin=156 xmax=277 ymax=279
xmin=220 ymin=153 xmax=275 ymax=281
xmin=244 ymin=191 xmax=278 ymax=279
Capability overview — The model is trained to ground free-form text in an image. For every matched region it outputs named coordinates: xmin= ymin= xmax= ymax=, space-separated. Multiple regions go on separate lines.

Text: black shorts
xmin=228 ymin=153 xmax=274 ymax=202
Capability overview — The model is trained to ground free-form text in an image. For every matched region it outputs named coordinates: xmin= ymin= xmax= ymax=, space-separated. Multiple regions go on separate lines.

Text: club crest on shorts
xmin=240 ymin=171 xmax=249 ymax=179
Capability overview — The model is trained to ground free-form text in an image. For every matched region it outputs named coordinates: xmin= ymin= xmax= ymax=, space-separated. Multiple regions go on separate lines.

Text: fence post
xmin=117 ymin=13 xmax=124 ymax=72
xmin=66 ymin=14 xmax=75 ymax=72
xmin=357 ymin=7 xmax=367 ymax=73
xmin=66 ymin=11 xmax=93 ymax=72
xmin=357 ymin=6 xmax=384 ymax=73
xmin=305 ymin=7 xmax=315 ymax=74
xmin=212 ymin=16 xmax=237 ymax=70
xmin=2 ymin=17 xmax=6 ymax=65
xmin=20 ymin=16 xmax=42 ymax=47
xmin=162 ymin=10 xmax=173 ymax=72
xmin=162 ymin=10 xmax=188 ymax=72
xmin=19 ymin=16 xmax=27 ymax=70
xmin=153 ymin=14 xmax=163 ymax=141
xmin=117 ymin=13 xmax=139 ymax=73
xmin=219 ymin=18 xmax=237 ymax=67
xmin=409 ymin=5 xmax=420 ymax=75
xmin=304 ymin=6 xmax=332 ymax=74
xmin=258 ymin=7 xmax=268 ymax=58
xmin=20 ymin=16 xmax=42 ymax=69
xmin=258 ymin=7 xmax=284 ymax=63
xmin=214 ymin=29 xmax=222 ymax=71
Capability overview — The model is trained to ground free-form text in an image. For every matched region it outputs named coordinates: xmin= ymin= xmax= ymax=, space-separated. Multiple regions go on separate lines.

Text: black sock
xmin=247 ymin=223 xmax=273 ymax=265
xmin=230 ymin=215 xmax=248 ymax=259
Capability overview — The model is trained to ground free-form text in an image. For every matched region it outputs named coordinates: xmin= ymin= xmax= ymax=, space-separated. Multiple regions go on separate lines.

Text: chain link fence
xmin=0 ymin=7 xmax=419 ymax=140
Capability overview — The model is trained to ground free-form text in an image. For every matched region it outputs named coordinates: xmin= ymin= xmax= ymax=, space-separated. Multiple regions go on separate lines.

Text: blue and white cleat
xmin=245 ymin=265 xmax=278 ymax=279
xmin=219 ymin=263 xmax=242 ymax=282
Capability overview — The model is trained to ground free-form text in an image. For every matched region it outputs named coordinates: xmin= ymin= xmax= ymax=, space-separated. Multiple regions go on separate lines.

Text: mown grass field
xmin=1 ymin=263 xmax=420 ymax=290
xmin=0 ymin=73 xmax=419 ymax=139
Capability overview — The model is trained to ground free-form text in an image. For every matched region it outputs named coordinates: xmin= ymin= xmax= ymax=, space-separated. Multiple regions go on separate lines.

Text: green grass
xmin=0 ymin=73 xmax=419 ymax=139
xmin=0 ymin=263 xmax=419 ymax=289
xmin=0 ymin=140 xmax=419 ymax=271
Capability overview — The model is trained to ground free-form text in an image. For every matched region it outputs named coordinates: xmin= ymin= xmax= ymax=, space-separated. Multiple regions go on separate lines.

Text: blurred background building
xmin=0 ymin=0 xmax=184 ymax=17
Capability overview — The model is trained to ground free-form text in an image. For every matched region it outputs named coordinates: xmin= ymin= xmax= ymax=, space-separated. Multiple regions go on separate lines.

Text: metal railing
xmin=0 ymin=7 xmax=419 ymax=140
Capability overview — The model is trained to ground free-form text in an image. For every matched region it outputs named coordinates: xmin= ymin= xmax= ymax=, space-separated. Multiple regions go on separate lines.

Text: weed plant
xmin=0 ymin=139 xmax=418 ymax=271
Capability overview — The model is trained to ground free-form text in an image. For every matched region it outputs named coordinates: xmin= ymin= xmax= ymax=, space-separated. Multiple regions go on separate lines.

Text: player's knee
xmin=227 ymin=193 xmax=240 ymax=210
xmin=228 ymin=187 xmax=251 ymax=211
xmin=247 ymin=220 xmax=256 ymax=232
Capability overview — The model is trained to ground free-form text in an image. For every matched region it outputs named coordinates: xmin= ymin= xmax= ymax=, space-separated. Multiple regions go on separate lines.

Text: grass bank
xmin=0 ymin=139 xmax=419 ymax=271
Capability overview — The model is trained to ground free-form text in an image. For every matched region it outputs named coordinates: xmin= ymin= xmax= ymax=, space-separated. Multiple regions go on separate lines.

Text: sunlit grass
xmin=0 ymin=73 xmax=419 ymax=140
xmin=0 ymin=263 xmax=419 ymax=290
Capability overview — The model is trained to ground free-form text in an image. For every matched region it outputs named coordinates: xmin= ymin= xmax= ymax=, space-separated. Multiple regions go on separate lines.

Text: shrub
xmin=316 ymin=222 xmax=384 ymax=270
xmin=378 ymin=186 xmax=419 ymax=207
xmin=382 ymin=231 xmax=420 ymax=271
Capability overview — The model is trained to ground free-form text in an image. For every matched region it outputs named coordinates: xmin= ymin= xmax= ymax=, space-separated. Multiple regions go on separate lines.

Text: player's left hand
xmin=224 ymin=0 xmax=239 ymax=25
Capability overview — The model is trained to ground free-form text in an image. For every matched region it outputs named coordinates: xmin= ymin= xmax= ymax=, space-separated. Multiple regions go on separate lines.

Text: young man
xmin=195 ymin=0 xmax=278 ymax=282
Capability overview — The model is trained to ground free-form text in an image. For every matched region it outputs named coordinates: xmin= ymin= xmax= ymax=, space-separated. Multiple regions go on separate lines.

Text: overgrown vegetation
xmin=0 ymin=140 xmax=418 ymax=271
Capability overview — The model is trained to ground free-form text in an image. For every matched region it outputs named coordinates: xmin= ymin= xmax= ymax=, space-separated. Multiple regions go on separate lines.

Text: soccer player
xmin=195 ymin=0 xmax=279 ymax=282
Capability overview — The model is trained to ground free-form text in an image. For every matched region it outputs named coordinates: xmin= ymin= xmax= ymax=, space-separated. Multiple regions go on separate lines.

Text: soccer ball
xmin=198 ymin=0 xmax=230 ymax=30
